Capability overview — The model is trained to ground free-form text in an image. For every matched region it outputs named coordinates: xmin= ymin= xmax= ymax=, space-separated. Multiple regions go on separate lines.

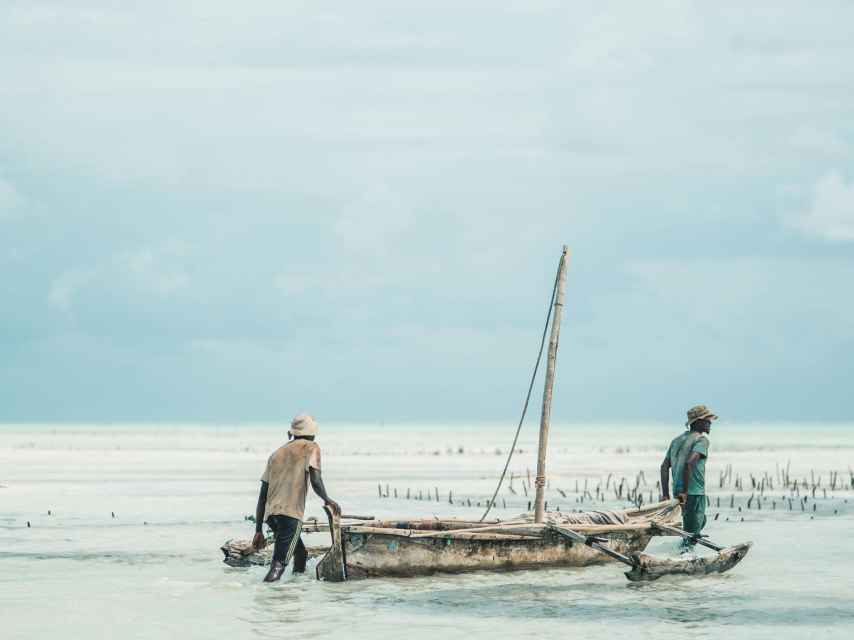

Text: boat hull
xmin=343 ymin=527 xmax=653 ymax=578
xmin=222 ymin=501 xmax=683 ymax=579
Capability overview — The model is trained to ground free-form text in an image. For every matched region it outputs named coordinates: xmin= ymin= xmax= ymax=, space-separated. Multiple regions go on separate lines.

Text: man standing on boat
xmin=660 ymin=405 xmax=717 ymax=547
xmin=252 ymin=414 xmax=340 ymax=582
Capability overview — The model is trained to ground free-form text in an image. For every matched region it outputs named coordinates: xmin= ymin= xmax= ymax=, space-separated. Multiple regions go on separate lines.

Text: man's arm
xmin=660 ymin=457 xmax=671 ymax=500
xmin=309 ymin=468 xmax=340 ymax=515
xmin=679 ymin=452 xmax=702 ymax=502
xmin=252 ymin=481 xmax=268 ymax=549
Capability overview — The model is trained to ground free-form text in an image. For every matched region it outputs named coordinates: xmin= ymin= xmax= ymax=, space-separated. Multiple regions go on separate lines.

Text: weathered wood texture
xmin=624 ymin=542 xmax=753 ymax=581
xmin=534 ymin=246 xmax=569 ymax=524
xmin=549 ymin=524 xmax=636 ymax=566
xmin=221 ymin=500 xmax=683 ymax=575
xmin=344 ymin=527 xmax=650 ymax=578
xmin=315 ymin=505 xmax=347 ymax=582
xmin=301 ymin=515 xmax=375 ymax=533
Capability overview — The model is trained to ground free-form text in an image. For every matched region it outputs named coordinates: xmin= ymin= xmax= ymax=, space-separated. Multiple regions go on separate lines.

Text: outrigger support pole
xmin=550 ymin=522 xmax=752 ymax=582
xmin=652 ymin=522 xmax=724 ymax=552
xmin=534 ymin=246 xmax=570 ymax=524
xmin=549 ymin=524 xmax=637 ymax=567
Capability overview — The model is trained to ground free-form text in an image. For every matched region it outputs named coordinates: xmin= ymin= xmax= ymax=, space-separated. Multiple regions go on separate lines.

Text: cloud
xmin=272 ymin=185 xmax=420 ymax=298
xmin=624 ymin=257 xmax=854 ymax=347
xmin=788 ymin=127 xmax=848 ymax=156
xmin=47 ymin=268 xmax=95 ymax=311
xmin=3 ymin=2 xmax=854 ymax=421
xmin=789 ymin=171 xmax=854 ymax=241
xmin=0 ymin=177 xmax=25 ymax=218
xmin=45 ymin=241 xmax=190 ymax=313
xmin=273 ymin=272 xmax=317 ymax=296
xmin=3 ymin=3 xmax=852 ymax=191
xmin=332 ymin=184 xmax=415 ymax=253
xmin=121 ymin=243 xmax=190 ymax=296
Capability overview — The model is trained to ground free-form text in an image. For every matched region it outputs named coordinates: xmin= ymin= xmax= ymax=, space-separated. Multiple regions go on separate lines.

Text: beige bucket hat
xmin=685 ymin=404 xmax=718 ymax=427
xmin=289 ymin=414 xmax=318 ymax=437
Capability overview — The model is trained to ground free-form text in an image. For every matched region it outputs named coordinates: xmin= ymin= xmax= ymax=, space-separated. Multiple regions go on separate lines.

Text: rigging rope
xmin=478 ymin=261 xmax=561 ymax=522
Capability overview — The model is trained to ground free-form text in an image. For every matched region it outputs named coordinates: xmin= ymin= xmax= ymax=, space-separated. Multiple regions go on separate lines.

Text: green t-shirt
xmin=667 ymin=431 xmax=709 ymax=495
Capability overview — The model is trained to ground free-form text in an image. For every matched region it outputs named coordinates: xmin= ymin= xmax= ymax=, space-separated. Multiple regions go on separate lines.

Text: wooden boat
xmin=626 ymin=541 xmax=752 ymax=581
xmin=222 ymin=247 xmax=751 ymax=582
xmin=222 ymin=500 xmax=683 ymax=578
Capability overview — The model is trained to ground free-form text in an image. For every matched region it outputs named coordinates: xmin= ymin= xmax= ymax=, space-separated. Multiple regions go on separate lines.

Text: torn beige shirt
xmin=260 ymin=439 xmax=322 ymax=521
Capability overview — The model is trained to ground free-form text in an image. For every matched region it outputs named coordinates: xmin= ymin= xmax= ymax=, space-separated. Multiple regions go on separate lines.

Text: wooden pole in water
xmin=534 ymin=246 xmax=569 ymax=524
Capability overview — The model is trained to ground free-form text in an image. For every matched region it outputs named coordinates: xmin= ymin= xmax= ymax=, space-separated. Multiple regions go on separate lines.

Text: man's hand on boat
xmin=676 ymin=492 xmax=688 ymax=504
xmin=324 ymin=499 xmax=341 ymax=515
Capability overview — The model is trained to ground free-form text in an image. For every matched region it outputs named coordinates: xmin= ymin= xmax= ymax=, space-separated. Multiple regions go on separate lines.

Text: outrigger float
xmin=221 ymin=247 xmax=752 ymax=582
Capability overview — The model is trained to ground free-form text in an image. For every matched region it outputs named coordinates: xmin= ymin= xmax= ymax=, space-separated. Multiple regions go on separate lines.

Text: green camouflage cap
xmin=686 ymin=404 xmax=718 ymax=427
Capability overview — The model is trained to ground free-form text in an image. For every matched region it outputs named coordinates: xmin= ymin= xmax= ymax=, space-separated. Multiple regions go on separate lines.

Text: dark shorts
xmin=266 ymin=514 xmax=307 ymax=570
xmin=682 ymin=495 xmax=707 ymax=536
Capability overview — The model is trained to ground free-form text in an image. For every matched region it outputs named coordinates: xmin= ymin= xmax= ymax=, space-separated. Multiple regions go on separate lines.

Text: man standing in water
xmin=252 ymin=414 xmax=340 ymax=582
xmin=660 ymin=405 xmax=717 ymax=548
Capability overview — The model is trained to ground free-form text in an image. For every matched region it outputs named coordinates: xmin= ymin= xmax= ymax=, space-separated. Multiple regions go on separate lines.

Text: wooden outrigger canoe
xmin=222 ymin=247 xmax=752 ymax=582
xmin=223 ymin=500 xmax=682 ymax=577
xmin=323 ymin=501 xmax=681 ymax=579
xmin=222 ymin=499 xmax=751 ymax=581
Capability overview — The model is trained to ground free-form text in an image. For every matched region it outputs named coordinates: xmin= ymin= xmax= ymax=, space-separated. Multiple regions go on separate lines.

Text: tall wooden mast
xmin=534 ymin=246 xmax=569 ymax=524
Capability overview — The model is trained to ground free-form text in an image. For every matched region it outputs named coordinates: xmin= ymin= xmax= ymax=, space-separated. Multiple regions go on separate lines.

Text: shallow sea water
xmin=2 ymin=422 xmax=853 ymax=639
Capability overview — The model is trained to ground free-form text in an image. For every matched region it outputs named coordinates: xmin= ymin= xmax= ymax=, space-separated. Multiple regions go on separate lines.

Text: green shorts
xmin=682 ymin=494 xmax=707 ymax=535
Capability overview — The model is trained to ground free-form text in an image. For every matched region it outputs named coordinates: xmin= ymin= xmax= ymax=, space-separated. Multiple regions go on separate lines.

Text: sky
xmin=1 ymin=1 xmax=853 ymax=423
